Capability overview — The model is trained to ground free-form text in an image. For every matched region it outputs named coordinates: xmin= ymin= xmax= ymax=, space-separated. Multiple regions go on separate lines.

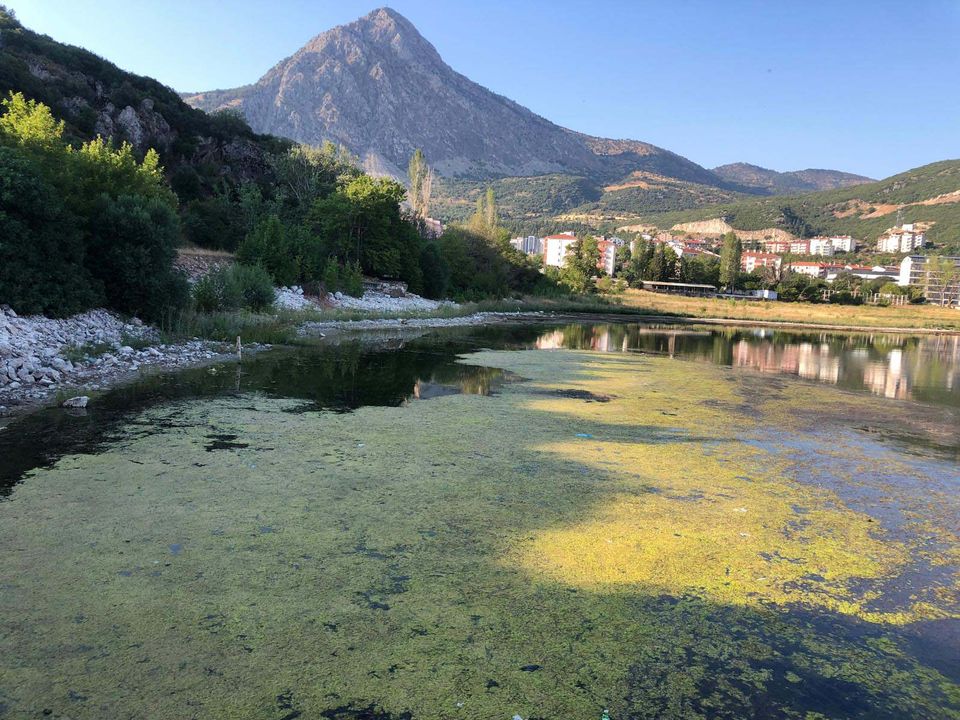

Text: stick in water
xmin=236 ymin=335 xmax=242 ymax=361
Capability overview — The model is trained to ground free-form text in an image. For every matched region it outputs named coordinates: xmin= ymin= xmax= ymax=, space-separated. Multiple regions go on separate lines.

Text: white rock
xmin=61 ymin=395 xmax=89 ymax=408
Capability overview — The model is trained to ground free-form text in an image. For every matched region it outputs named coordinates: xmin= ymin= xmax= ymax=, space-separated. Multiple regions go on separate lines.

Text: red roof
xmin=544 ymin=234 xmax=577 ymax=241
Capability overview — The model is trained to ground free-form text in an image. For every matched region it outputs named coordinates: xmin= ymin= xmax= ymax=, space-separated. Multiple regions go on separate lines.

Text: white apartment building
xmin=543 ymin=233 xmax=578 ymax=268
xmin=741 ymin=252 xmax=782 ymax=273
xmin=808 ymin=237 xmax=836 ymax=257
xmin=829 ymin=235 xmax=856 ymax=253
xmin=509 ymin=235 xmax=543 ymax=255
xmin=899 ymin=255 xmax=960 ymax=305
xmin=877 ymin=224 xmax=926 ymax=254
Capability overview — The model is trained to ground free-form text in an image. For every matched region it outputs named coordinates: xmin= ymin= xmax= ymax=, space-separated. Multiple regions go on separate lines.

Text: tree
xmin=560 ymin=236 xmax=600 ymax=293
xmin=84 ymin=193 xmax=188 ymax=320
xmin=484 ymin=186 xmax=497 ymax=228
xmin=924 ymin=256 xmax=960 ymax=306
xmin=271 ymin=142 xmax=360 ymax=216
xmin=237 ymin=215 xmax=300 ymax=286
xmin=0 ymin=146 xmax=100 ymax=316
xmin=407 ymin=148 xmax=433 ymax=220
xmin=308 ymin=175 xmax=423 ymax=288
xmin=719 ymin=232 xmax=743 ymax=290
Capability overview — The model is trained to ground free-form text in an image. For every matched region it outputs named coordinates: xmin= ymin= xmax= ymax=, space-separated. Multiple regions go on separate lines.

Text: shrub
xmin=193 ymin=264 xmax=275 ymax=312
xmin=233 ymin=264 xmax=275 ymax=311
xmin=192 ymin=267 xmax=242 ymax=312
xmin=237 ymin=215 xmax=299 ymax=285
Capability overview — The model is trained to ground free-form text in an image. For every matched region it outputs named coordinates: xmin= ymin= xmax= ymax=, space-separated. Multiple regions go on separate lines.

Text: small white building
xmin=543 ymin=233 xmax=578 ymax=268
xmin=789 ymin=261 xmax=828 ymax=278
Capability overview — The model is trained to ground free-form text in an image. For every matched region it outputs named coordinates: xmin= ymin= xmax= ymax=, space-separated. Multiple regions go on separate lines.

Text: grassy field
xmin=617 ymin=289 xmax=960 ymax=331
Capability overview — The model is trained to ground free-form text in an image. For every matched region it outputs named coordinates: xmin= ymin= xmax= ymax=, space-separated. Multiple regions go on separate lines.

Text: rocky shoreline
xmin=0 ymin=306 xmax=263 ymax=420
xmin=0 ymin=303 xmax=547 ymax=423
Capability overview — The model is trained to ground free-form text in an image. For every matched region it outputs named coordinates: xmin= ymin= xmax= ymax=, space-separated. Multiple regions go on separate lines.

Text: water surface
xmin=0 ymin=321 xmax=957 ymax=719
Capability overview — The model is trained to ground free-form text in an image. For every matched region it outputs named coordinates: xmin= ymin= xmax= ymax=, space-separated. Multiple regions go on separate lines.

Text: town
xmin=510 ymin=221 xmax=960 ymax=306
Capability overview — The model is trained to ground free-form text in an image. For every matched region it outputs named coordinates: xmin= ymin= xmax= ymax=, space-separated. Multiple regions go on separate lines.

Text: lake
xmin=1 ymin=321 xmax=957 ymax=719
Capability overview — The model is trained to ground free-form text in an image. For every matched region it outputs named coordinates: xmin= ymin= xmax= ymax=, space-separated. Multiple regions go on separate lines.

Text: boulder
xmin=61 ymin=395 xmax=89 ymax=408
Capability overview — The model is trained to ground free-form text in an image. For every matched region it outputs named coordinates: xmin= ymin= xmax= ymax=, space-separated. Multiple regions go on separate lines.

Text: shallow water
xmin=0 ymin=322 xmax=957 ymax=719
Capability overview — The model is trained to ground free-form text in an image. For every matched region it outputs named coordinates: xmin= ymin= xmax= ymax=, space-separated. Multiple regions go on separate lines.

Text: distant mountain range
xmin=712 ymin=163 xmax=873 ymax=194
xmin=183 ymin=7 xmax=869 ymax=197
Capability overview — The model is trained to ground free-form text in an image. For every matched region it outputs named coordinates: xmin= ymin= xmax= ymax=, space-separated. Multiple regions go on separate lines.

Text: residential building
xmin=543 ymin=233 xmax=578 ymax=268
xmin=899 ymin=255 xmax=960 ymax=305
xmin=763 ymin=239 xmax=792 ymax=254
xmin=788 ymin=261 xmax=829 ymax=278
xmin=509 ymin=235 xmax=543 ymax=255
xmin=596 ymin=238 xmax=618 ymax=275
xmin=808 ymin=237 xmax=836 ymax=257
xmin=422 ymin=217 xmax=444 ymax=238
xmin=824 ymin=265 xmax=899 ymax=282
xmin=741 ymin=251 xmax=782 ymax=273
xmin=828 ymin=235 xmax=857 ymax=253
xmin=877 ymin=224 xmax=926 ymax=254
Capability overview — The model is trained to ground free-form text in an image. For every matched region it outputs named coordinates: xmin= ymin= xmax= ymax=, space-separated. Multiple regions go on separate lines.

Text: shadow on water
xmin=0 ymin=325 xmax=546 ymax=494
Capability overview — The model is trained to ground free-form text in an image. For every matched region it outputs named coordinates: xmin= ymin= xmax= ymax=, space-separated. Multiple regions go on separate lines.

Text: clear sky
xmin=9 ymin=0 xmax=960 ymax=179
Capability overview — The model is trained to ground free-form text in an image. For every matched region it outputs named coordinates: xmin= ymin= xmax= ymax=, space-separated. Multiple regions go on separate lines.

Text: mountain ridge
xmin=712 ymin=162 xmax=874 ymax=194
xmin=182 ymin=8 xmax=745 ymax=187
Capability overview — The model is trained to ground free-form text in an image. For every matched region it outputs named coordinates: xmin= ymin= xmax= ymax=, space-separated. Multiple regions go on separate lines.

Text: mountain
xmin=712 ymin=163 xmax=874 ymax=195
xmin=0 ymin=7 xmax=289 ymax=193
xmin=183 ymin=8 xmax=726 ymax=185
xmin=639 ymin=160 xmax=960 ymax=252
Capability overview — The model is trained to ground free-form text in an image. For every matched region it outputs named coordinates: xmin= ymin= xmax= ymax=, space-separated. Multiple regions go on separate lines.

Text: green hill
xmin=640 ymin=160 xmax=960 ymax=251
xmin=0 ymin=6 xmax=288 ymax=198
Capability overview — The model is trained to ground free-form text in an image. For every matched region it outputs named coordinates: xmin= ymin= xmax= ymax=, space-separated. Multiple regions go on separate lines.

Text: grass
xmin=617 ymin=289 xmax=960 ymax=331
xmin=1 ymin=348 xmax=956 ymax=718
xmin=60 ymin=341 xmax=115 ymax=363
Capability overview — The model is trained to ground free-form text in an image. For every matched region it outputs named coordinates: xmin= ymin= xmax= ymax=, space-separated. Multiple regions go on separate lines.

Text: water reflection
xmin=535 ymin=324 xmax=960 ymax=406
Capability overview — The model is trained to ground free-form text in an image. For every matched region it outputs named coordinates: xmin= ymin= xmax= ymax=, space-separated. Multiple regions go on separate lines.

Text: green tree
xmin=308 ymin=175 xmax=423 ymax=289
xmin=271 ymin=142 xmax=359 ymax=217
xmin=85 ymin=193 xmax=188 ymax=320
xmin=719 ymin=232 xmax=743 ymax=290
xmin=407 ymin=148 xmax=433 ymax=220
xmin=237 ymin=215 xmax=300 ymax=286
xmin=0 ymin=146 xmax=100 ymax=315
xmin=924 ymin=256 xmax=960 ymax=306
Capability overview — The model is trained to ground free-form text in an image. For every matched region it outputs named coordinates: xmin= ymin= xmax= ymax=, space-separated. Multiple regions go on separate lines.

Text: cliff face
xmin=184 ymin=8 xmax=717 ymax=184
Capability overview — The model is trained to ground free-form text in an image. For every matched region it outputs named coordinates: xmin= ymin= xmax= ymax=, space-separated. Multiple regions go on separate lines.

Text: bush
xmin=193 ymin=264 xmax=274 ymax=312
xmin=233 ymin=264 xmax=275 ymax=311
xmin=192 ymin=267 xmax=241 ymax=312
xmin=237 ymin=215 xmax=299 ymax=285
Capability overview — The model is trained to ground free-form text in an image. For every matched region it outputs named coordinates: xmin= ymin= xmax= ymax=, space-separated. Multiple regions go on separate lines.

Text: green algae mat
xmin=1 ymin=346 xmax=958 ymax=719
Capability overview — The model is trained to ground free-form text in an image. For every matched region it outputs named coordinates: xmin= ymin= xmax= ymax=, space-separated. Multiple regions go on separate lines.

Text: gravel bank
xmin=0 ymin=306 xmax=262 ymax=418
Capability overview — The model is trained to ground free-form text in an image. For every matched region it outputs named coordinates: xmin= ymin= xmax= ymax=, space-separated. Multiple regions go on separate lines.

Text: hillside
xmin=183 ymin=8 xmax=754 ymax=191
xmin=642 ymin=160 xmax=960 ymax=251
xmin=713 ymin=163 xmax=873 ymax=194
xmin=0 ymin=7 xmax=289 ymax=198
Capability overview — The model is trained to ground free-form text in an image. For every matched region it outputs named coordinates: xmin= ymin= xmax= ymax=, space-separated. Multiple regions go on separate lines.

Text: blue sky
xmin=9 ymin=0 xmax=960 ymax=178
